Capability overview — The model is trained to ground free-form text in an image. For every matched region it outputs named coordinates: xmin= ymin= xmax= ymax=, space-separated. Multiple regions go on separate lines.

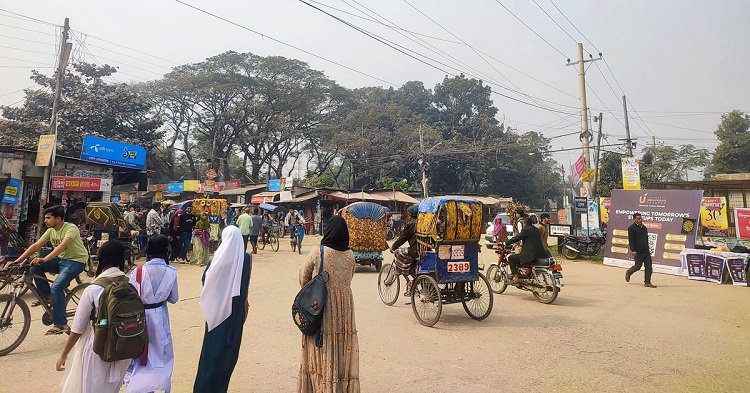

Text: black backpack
xmin=91 ymin=276 xmax=149 ymax=362
xmin=292 ymin=245 xmax=327 ymax=347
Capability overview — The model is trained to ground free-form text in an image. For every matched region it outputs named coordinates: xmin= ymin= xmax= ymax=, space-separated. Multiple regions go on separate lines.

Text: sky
xmin=1 ymin=0 xmax=749 ymax=177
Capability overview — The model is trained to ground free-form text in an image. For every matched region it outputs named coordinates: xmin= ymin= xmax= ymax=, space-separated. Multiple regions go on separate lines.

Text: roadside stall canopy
xmin=323 ymin=191 xmax=391 ymax=202
xmin=370 ymin=190 xmax=419 ymax=204
xmin=473 ymin=196 xmax=500 ymax=206
xmin=218 ymin=184 xmax=267 ymax=196
xmin=251 ymin=191 xmax=280 ymax=204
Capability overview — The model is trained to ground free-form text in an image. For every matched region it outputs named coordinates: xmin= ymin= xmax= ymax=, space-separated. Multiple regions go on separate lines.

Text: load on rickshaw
xmin=84 ymin=202 xmax=138 ymax=275
xmin=340 ymin=202 xmax=388 ymax=272
xmin=377 ymin=196 xmax=493 ymax=327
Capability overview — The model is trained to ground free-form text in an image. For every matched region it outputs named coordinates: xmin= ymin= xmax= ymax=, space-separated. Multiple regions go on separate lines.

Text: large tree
xmin=708 ymin=110 xmax=750 ymax=175
xmin=640 ymin=144 xmax=710 ymax=182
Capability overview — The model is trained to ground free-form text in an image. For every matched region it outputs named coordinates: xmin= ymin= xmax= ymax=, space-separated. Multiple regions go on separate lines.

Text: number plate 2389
xmin=446 ymin=262 xmax=470 ymax=273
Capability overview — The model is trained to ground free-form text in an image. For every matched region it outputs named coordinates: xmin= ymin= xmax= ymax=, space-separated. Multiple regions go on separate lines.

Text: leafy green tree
xmin=640 ymin=144 xmax=710 ymax=182
xmin=708 ymin=110 xmax=750 ymax=175
xmin=595 ymin=152 xmax=624 ymax=197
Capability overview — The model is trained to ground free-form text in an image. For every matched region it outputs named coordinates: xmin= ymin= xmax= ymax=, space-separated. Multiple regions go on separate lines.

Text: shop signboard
xmin=2 ymin=178 xmax=22 ymax=205
xmin=184 ymin=180 xmax=199 ymax=192
xmin=733 ymin=208 xmax=750 ymax=240
xmin=574 ymin=197 xmax=587 ymax=213
xmin=549 ymin=224 xmax=572 ymax=237
xmin=699 ymin=197 xmax=729 ymax=237
xmin=51 ymin=176 xmax=112 ymax=192
xmin=268 ymin=179 xmax=281 ymax=192
xmin=34 ymin=134 xmax=56 ymax=167
xmin=224 ymin=179 xmax=241 ymax=190
xmin=604 ymin=189 xmax=703 ymax=276
xmin=80 ymin=135 xmax=147 ymax=169
xmin=167 ymin=182 xmax=185 ymax=193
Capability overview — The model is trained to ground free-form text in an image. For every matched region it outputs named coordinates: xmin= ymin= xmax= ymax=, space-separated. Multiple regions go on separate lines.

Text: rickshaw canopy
xmin=416 ymin=196 xmax=483 ymax=242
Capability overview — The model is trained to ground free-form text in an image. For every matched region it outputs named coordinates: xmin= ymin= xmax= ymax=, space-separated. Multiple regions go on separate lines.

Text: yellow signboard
xmin=155 ymin=191 xmax=163 ymax=201
xmin=34 ymin=134 xmax=56 ymax=166
xmin=700 ymin=197 xmax=728 ymax=236
xmin=184 ymin=180 xmax=199 ymax=192
xmin=621 ymin=157 xmax=641 ymax=190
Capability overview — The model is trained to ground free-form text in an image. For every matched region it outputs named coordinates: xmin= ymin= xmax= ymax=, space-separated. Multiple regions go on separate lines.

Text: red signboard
xmin=51 ymin=176 xmax=104 ymax=191
xmin=734 ymin=208 xmax=750 ymax=240
xmin=224 ymin=179 xmax=241 ymax=190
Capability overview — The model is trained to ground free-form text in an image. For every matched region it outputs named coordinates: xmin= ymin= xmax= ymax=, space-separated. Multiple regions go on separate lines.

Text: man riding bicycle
xmin=285 ymin=209 xmax=305 ymax=247
xmin=4 ymin=205 xmax=89 ymax=335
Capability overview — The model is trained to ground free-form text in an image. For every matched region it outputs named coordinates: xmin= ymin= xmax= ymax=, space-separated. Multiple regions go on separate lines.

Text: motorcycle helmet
xmin=407 ymin=205 xmax=419 ymax=218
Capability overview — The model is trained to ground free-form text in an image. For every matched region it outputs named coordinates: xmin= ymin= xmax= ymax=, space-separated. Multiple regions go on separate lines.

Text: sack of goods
xmin=341 ymin=202 xmax=388 ymax=252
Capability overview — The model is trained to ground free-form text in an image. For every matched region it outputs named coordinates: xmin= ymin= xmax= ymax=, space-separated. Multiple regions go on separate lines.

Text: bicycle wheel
xmin=486 ymin=264 xmax=508 ymax=294
xmin=259 ymin=234 xmax=267 ymax=250
xmin=0 ymin=294 xmax=30 ymax=356
xmin=270 ymin=233 xmax=279 ymax=252
xmin=65 ymin=283 xmax=90 ymax=319
xmin=461 ymin=273 xmax=494 ymax=321
xmin=411 ymin=275 xmax=442 ymax=327
xmin=377 ymin=264 xmax=400 ymax=306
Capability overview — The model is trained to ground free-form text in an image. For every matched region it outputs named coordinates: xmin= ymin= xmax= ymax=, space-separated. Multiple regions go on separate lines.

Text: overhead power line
xmin=493 ymin=0 xmax=568 ymax=59
xmin=548 ymin=0 xmax=601 ymax=53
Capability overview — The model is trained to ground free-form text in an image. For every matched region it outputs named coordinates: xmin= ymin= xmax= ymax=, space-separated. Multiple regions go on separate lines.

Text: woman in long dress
xmin=56 ymin=240 xmax=132 ymax=393
xmin=191 ymin=212 xmax=211 ymax=266
xmin=194 ymin=225 xmax=252 ymax=393
xmin=298 ymin=215 xmax=360 ymax=393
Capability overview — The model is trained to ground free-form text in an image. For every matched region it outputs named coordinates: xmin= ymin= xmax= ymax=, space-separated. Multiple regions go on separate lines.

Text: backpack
xmin=91 ymin=275 xmax=149 ymax=362
xmin=292 ymin=245 xmax=327 ymax=347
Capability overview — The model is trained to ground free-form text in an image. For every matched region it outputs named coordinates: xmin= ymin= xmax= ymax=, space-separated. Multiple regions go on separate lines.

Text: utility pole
xmin=623 ymin=95 xmax=633 ymax=157
xmin=566 ymin=44 xmax=602 ymax=171
xmin=38 ymin=17 xmax=71 ymax=231
xmin=417 ymin=125 xmax=441 ymax=198
xmin=591 ymin=113 xmax=604 ymax=201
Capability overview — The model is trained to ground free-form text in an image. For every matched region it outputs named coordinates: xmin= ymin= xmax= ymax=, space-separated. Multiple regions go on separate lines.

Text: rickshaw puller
xmin=389 ymin=205 xmax=419 ymax=295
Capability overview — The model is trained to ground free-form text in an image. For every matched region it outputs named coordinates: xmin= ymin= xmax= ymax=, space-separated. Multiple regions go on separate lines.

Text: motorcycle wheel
xmin=486 ymin=264 xmax=508 ymax=294
xmin=532 ymin=270 xmax=559 ymax=304
xmin=562 ymin=246 xmax=580 ymax=260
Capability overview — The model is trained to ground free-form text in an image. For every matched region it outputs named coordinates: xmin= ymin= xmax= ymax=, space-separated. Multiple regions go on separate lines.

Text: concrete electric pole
xmin=591 ymin=113 xmax=603 ymax=201
xmin=38 ymin=18 xmax=72 ymax=230
xmin=623 ymin=95 xmax=633 ymax=157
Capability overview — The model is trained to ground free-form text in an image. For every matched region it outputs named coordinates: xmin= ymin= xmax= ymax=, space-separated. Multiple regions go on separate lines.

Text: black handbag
xmin=292 ymin=245 xmax=327 ymax=347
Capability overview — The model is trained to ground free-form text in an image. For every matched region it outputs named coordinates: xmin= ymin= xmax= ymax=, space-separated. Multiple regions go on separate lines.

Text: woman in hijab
xmin=298 ymin=215 xmax=360 ymax=393
xmin=56 ymin=240 xmax=131 ymax=393
xmin=191 ymin=212 xmax=211 ymax=266
xmin=194 ymin=225 xmax=252 ymax=393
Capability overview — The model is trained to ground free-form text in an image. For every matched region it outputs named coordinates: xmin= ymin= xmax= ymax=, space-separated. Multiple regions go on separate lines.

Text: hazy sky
xmin=1 ymin=0 xmax=748 ymax=171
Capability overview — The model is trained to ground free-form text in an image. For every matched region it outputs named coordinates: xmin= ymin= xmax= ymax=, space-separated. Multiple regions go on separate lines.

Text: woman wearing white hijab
xmin=56 ymin=240 xmax=132 ymax=393
xmin=194 ymin=225 xmax=252 ymax=393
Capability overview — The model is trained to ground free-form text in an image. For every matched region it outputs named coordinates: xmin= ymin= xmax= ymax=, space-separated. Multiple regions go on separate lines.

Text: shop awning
xmin=474 ymin=196 xmax=500 ymax=205
xmin=370 ymin=190 xmax=419 ymax=204
xmin=251 ymin=191 xmax=279 ymax=204
xmin=323 ymin=191 xmax=391 ymax=202
xmin=289 ymin=191 xmax=320 ymax=203
xmin=218 ymin=184 xmax=267 ymax=196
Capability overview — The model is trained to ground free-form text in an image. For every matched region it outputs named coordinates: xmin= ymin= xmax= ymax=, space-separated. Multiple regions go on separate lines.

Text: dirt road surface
xmin=2 ymin=237 xmax=748 ymax=392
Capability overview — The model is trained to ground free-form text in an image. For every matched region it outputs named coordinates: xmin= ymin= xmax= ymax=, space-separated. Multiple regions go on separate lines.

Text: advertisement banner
xmin=571 ymin=155 xmax=585 ymax=186
xmin=224 ymin=179 xmax=241 ymax=190
xmin=603 ymin=189 xmax=703 ymax=276
xmin=582 ymin=201 xmax=600 ymax=232
xmin=167 ymin=182 xmax=184 ymax=193
xmin=80 ymin=135 xmax=147 ymax=169
xmin=155 ymin=191 xmax=163 ymax=201
xmin=681 ymin=250 xmax=706 ymax=281
xmin=699 ymin=197 xmax=729 ymax=237
xmin=621 ymin=157 xmax=641 ymax=190
xmin=704 ymin=255 xmax=724 ymax=283
xmin=599 ymin=197 xmax=611 ymax=226
xmin=2 ymin=178 xmax=22 ymax=205
xmin=183 ymin=180 xmax=199 ymax=192
xmin=34 ymin=134 xmax=56 ymax=166
xmin=726 ymin=257 xmax=748 ymax=286
xmin=268 ymin=179 xmax=281 ymax=192
xmin=733 ymin=208 xmax=750 ymax=240
xmin=51 ymin=176 xmax=112 ymax=192
xmin=120 ymin=192 xmax=129 ymax=202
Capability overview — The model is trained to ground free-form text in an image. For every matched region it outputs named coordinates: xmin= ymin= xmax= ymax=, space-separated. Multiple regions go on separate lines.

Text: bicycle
xmin=290 ymin=225 xmax=302 ymax=255
xmin=0 ymin=260 xmax=89 ymax=356
xmin=259 ymin=224 xmax=280 ymax=252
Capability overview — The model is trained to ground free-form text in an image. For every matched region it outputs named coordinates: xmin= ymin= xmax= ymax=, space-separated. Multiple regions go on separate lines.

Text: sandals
xmin=45 ymin=325 xmax=70 ymax=335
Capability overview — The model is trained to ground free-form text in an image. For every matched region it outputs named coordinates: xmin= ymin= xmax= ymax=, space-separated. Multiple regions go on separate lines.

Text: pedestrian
xmin=249 ymin=208 xmax=262 ymax=254
xmin=625 ymin=213 xmax=657 ymax=288
xmin=236 ymin=207 xmax=252 ymax=251
xmin=298 ymin=215 xmax=360 ymax=392
xmin=146 ymin=202 xmax=163 ymax=236
xmin=126 ymin=234 xmax=179 ymax=393
xmin=178 ymin=204 xmax=196 ymax=263
xmin=191 ymin=212 xmax=211 ymax=266
xmin=194 ymin=225 xmax=252 ymax=393
xmin=168 ymin=208 xmax=182 ymax=263
xmin=314 ymin=209 xmax=321 ymax=235
xmin=56 ymin=240 xmax=131 ymax=393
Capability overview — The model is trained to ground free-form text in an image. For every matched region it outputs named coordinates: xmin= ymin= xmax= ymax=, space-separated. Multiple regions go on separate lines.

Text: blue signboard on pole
xmin=80 ymin=135 xmax=147 ymax=169
xmin=268 ymin=179 xmax=281 ymax=192
xmin=167 ymin=182 xmax=185 ymax=193
xmin=2 ymin=178 xmax=22 ymax=205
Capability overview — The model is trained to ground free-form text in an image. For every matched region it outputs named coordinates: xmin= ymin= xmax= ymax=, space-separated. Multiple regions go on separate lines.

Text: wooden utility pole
xmin=38 ymin=18 xmax=71 ymax=230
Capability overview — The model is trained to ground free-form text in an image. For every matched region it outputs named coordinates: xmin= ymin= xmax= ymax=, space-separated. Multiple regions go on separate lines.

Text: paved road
xmin=3 ymin=236 xmax=749 ymax=392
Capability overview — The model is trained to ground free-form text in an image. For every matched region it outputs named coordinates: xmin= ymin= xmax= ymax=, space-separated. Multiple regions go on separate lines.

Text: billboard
xmin=621 ymin=157 xmax=641 ymax=190
xmin=268 ymin=179 xmax=281 ymax=192
xmin=51 ymin=176 xmax=112 ymax=192
xmin=2 ymin=178 xmax=22 ymax=205
xmin=34 ymin=134 xmax=56 ymax=167
xmin=80 ymin=135 xmax=147 ymax=169
xmin=603 ymin=189 xmax=703 ymax=276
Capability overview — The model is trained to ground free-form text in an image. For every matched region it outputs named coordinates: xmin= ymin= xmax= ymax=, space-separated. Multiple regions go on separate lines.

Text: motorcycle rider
xmin=389 ymin=205 xmax=420 ymax=296
xmin=535 ymin=213 xmax=552 ymax=258
xmin=505 ymin=217 xmax=548 ymax=284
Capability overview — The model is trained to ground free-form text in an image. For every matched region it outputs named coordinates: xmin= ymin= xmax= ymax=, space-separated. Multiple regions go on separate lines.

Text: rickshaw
xmin=85 ymin=202 xmax=138 ymax=275
xmin=377 ymin=196 xmax=493 ymax=327
xmin=340 ymin=202 xmax=387 ymax=272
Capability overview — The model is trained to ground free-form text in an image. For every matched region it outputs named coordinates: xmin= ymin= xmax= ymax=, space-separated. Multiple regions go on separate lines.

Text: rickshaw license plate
xmin=447 ymin=262 xmax=471 ymax=273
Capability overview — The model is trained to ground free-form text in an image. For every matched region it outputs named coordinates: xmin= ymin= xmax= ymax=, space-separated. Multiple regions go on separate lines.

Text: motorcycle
xmin=560 ymin=231 xmax=606 ymax=260
xmin=486 ymin=246 xmax=563 ymax=304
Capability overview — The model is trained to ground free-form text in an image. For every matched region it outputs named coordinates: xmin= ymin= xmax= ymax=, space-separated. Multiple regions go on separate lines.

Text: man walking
xmin=146 ymin=202 xmax=164 ymax=236
xmin=178 ymin=205 xmax=197 ymax=263
xmin=236 ymin=207 xmax=252 ymax=252
xmin=249 ymin=208 xmax=262 ymax=254
xmin=626 ymin=213 xmax=657 ymax=288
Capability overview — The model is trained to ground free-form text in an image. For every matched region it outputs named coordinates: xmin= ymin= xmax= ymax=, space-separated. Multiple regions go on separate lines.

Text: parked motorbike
xmin=560 ymin=232 xmax=606 ymax=260
xmin=486 ymin=246 xmax=563 ymax=304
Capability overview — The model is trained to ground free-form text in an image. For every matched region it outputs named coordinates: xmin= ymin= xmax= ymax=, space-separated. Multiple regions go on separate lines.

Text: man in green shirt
xmin=236 ymin=207 xmax=252 ymax=251
xmin=9 ymin=205 xmax=89 ymax=334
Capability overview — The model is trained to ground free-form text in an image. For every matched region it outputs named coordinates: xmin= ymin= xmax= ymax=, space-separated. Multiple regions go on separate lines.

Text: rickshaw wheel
xmin=532 ymin=270 xmax=559 ymax=304
xmin=374 ymin=259 xmax=382 ymax=272
xmin=270 ymin=233 xmax=279 ymax=252
xmin=486 ymin=264 xmax=508 ymax=294
xmin=377 ymin=264 xmax=400 ymax=306
xmin=462 ymin=273 xmax=493 ymax=321
xmin=411 ymin=275 xmax=442 ymax=327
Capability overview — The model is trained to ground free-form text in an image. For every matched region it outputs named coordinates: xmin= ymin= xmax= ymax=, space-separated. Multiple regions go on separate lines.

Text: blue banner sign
xmin=167 ymin=182 xmax=185 ymax=193
xmin=80 ymin=135 xmax=147 ymax=169
xmin=268 ymin=179 xmax=281 ymax=192
xmin=2 ymin=178 xmax=22 ymax=205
